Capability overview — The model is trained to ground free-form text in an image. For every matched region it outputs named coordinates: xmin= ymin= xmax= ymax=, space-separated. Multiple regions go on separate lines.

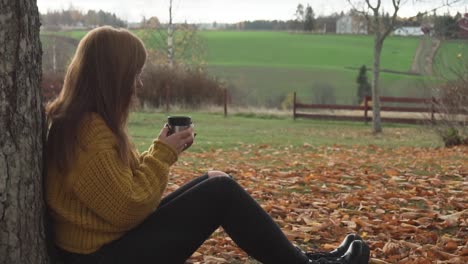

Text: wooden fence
xmin=293 ymin=92 xmax=439 ymax=124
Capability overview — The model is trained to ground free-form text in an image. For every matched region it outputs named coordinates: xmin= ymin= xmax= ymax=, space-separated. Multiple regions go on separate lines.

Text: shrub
xmin=42 ymin=71 xmax=64 ymax=103
xmin=441 ymin=127 xmax=462 ymax=147
xmin=356 ymin=65 xmax=371 ymax=105
xmin=432 ymin=79 xmax=468 ymax=147
xmin=41 ymin=62 xmax=227 ymax=110
xmin=281 ymin=93 xmax=295 ymax=110
xmin=138 ymin=62 xmax=226 ymax=109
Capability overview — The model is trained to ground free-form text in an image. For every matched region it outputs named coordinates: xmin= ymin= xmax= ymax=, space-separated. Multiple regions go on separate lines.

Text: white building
xmin=394 ymin=27 xmax=424 ymax=36
xmin=336 ymin=15 xmax=367 ymax=34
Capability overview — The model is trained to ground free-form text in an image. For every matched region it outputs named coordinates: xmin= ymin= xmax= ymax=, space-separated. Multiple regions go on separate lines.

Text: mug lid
xmin=167 ymin=116 xmax=192 ymax=126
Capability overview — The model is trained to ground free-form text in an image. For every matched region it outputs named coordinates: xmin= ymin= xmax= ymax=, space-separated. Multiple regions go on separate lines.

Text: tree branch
xmin=382 ymin=0 xmax=401 ymax=40
xmin=406 ymin=0 xmax=463 ymax=19
xmin=365 ymin=0 xmax=380 ymax=12
xmin=347 ymin=0 xmax=372 ymax=25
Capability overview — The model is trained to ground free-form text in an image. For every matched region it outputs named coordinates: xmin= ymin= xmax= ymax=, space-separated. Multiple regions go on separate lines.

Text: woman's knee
xmin=205 ymin=172 xmax=237 ymax=191
xmin=207 ymin=170 xmax=231 ymax=178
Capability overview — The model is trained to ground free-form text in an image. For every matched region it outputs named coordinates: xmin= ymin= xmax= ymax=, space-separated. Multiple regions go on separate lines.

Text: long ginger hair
xmin=46 ymin=26 xmax=147 ymax=173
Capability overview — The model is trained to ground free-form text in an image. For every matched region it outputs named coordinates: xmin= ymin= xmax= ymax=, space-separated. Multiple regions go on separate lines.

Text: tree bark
xmin=0 ymin=0 xmax=48 ymax=263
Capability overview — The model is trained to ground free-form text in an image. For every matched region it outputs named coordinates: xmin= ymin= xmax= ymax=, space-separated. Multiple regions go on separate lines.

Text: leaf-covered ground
xmin=166 ymin=145 xmax=467 ymax=264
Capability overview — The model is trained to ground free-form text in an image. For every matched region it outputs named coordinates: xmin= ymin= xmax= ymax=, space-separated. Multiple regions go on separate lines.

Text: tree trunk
xmin=167 ymin=0 xmax=174 ymax=68
xmin=0 ymin=0 xmax=48 ymax=263
xmin=371 ymin=37 xmax=383 ymax=134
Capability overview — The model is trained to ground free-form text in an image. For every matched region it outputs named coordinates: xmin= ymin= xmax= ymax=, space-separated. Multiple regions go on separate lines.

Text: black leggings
xmin=59 ymin=175 xmax=309 ymax=264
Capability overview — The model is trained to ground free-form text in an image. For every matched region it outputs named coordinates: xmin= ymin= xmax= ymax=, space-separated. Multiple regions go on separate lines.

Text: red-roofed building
xmin=458 ymin=13 xmax=468 ymax=38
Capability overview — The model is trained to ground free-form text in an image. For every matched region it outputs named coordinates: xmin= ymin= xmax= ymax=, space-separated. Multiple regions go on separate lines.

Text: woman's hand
xmin=158 ymin=125 xmax=194 ymax=154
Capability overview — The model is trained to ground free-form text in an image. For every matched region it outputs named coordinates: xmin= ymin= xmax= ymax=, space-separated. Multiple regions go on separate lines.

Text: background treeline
xmin=433 ymin=13 xmax=465 ymax=39
xmin=41 ymin=7 xmax=126 ymax=29
xmin=40 ymin=6 xmax=466 ymax=40
xmin=224 ymin=16 xmax=338 ymax=32
xmin=225 ymin=4 xmax=320 ymax=32
xmin=225 ymin=20 xmax=298 ymax=31
xmin=222 ymin=7 xmax=466 ymax=40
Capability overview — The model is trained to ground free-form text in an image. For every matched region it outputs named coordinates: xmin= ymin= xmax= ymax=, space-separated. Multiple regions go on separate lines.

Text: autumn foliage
xmin=167 ymin=144 xmax=467 ymax=263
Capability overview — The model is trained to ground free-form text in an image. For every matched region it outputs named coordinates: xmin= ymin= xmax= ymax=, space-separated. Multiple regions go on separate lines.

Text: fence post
xmin=224 ymin=88 xmax=228 ymax=118
xmin=431 ymin=97 xmax=436 ymax=124
xmin=293 ymin=92 xmax=297 ymax=120
xmin=364 ymin=96 xmax=369 ymax=124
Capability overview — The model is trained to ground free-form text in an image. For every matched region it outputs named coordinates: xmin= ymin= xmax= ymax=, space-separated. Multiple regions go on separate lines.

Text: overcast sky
xmin=38 ymin=0 xmax=468 ymax=23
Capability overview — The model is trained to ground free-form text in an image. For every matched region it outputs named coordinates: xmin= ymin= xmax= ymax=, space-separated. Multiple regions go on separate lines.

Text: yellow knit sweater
xmin=45 ymin=113 xmax=178 ymax=254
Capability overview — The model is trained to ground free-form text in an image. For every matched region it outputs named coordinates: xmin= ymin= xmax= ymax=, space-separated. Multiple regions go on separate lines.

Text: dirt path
xmin=411 ymin=36 xmax=441 ymax=75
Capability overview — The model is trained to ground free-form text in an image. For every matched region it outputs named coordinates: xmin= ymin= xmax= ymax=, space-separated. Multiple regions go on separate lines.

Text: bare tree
xmin=346 ymin=0 xmax=402 ymax=133
xmin=366 ymin=0 xmax=400 ymax=133
xmin=140 ymin=0 xmax=205 ymax=69
xmin=295 ymin=4 xmax=305 ymax=31
xmin=348 ymin=0 xmax=463 ymax=133
xmin=0 ymin=0 xmax=49 ymax=263
xmin=139 ymin=0 xmax=207 ymax=111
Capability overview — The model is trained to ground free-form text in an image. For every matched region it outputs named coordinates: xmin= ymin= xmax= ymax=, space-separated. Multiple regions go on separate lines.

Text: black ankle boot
xmin=306 ymin=234 xmax=362 ymax=260
xmin=308 ymin=240 xmax=370 ymax=264
xmin=338 ymin=240 xmax=370 ymax=264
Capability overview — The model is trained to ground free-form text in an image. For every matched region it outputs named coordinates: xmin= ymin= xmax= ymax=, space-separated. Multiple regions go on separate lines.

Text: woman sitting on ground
xmin=45 ymin=26 xmax=370 ymax=264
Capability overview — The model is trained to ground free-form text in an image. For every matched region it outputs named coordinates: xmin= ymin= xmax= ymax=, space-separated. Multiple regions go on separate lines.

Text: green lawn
xmin=128 ymin=111 xmax=442 ymax=153
xmin=208 ymin=65 xmax=430 ymax=106
xmin=161 ymin=30 xmax=431 ymax=105
xmin=200 ymin=31 xmax=419 ymax=71
xmin=433 ymin=39 xmax=468 ymax=78
xmin=52 ymin=30 xmax=88 ymax=40
xmin=48 ymin=30 xmax=420 ymax=71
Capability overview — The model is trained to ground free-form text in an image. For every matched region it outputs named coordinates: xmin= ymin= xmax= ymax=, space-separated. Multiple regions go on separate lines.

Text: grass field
xmin=52 ymin=30 xmax=87 ymax=39
xmin=128 ymin=111 xmax=442 ymax=153
xmin=201 ymin=31 xmax=418 ymax=70
xmin=433 ymin=39 xmax=468 ymax=78
xmin=208 ymin=64 xmax=430 ymax=105
xmin=43 ymin=29 xmax=462 ymax=105
xmin=198 ymin=31 xmax=433 ymax=105
xmin=52 ymin=30 xmax=419 ymax=70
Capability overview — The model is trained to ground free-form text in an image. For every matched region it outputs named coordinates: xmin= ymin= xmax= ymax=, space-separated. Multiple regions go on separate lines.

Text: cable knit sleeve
xmin=138 ymin=143 xmax=155 ymax=163
xmin=72 ymin=140 xmax=178 ymax=230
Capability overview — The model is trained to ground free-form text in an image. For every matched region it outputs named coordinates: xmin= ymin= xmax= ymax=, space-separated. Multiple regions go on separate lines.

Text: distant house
xmin=336 ymin=15 xmax=367 ymax=34
xmin=318 ymin=21 xmax=337 ymax=34
xmin=394 ymin=27 xmax=424 ymax=36
xmin=421 ymin=24 xmax=433 ymax=36
xmin=458 ymin=13 xmax=468 ymax=38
